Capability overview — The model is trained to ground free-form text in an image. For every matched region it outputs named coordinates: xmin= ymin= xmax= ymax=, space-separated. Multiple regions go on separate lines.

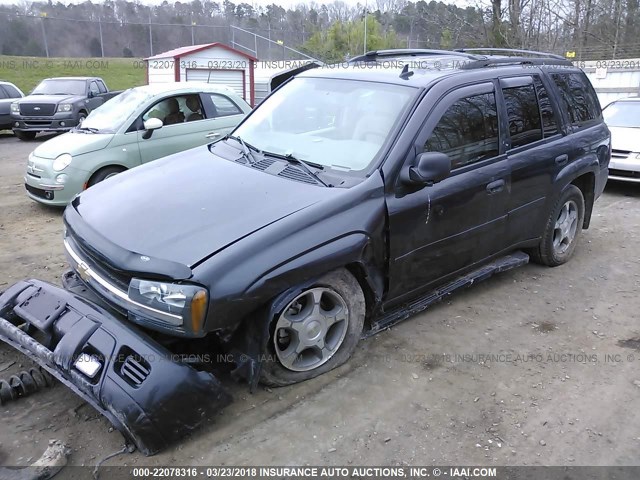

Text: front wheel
xmin=88 ymin=166 xmax=125 ymax=187
xmin=260 ymin=268 xmax=366 ymax=387
xmin=531 ymin=185 xmax=585 ymax=267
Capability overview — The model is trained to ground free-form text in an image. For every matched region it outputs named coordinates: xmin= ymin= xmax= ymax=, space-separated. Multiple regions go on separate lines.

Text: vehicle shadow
xmin=604 ymin=180 xmax=640 ymax=198
xmin=0 ymin=131 xmax=61 ymax=142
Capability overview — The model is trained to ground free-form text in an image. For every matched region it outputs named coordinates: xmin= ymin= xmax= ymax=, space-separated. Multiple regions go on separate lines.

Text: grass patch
xmin=0 ymin=56 xmax=146 ymax=93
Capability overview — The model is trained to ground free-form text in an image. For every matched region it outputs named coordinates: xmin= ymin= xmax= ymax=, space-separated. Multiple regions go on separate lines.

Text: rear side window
xmin=502 ymin=83 xmax=542 ymax=149
xmin=550 ymin=72 xmax=601 ymax=126
xmin=205 ymin=94 xmax=242 ymax=117
xmin=425 ymin=92 xmax=499 ymax=169
xmin=533 ymin=77 xmax=559 ymax=136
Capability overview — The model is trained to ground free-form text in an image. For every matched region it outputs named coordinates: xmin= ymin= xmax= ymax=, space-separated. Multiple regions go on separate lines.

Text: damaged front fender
xmin=0 ymin=279 xmax=231 ymax=456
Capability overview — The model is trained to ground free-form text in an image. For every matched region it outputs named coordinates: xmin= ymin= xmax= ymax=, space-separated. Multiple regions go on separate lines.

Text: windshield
xmin=603 ymin=101 xmax=640 ymax=128
xmin=32 ymin=79 xmax=86 ymax=96
xmin=232 ymin=77 xmax=416 ymax=172
xmin=80 ymin=88 xmax=152 ymax=133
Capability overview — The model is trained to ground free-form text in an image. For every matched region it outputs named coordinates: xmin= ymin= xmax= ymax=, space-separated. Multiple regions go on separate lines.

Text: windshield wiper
xmin=262 ymin=150 xmax=329 ymax=187
xmin=224 ymin=134 xmax=259 ymax=164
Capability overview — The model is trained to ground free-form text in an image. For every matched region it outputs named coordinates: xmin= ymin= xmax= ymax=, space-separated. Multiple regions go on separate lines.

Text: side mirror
xmin=401 ymin=152 xmax=451 ymax=187
xmin=142 ymin=118 xmax=163 ymax=139
xmin=88 ymin=90 xmax=95 ymax=98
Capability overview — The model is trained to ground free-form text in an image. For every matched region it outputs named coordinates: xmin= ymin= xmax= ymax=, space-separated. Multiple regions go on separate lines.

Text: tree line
xmin=0 ymin=0 xmax=638 ymax=61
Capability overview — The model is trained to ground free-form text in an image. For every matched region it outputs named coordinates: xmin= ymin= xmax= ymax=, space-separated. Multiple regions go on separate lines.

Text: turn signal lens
xmin=190 ymin=290 xmax=208 ymax=333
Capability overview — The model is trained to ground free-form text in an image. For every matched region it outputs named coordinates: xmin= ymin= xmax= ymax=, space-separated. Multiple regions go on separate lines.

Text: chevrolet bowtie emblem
xmin=77 ymin=261 xmax=91 ymax=283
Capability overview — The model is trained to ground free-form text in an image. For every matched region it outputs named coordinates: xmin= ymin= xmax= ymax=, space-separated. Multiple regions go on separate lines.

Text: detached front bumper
xmin=0 ymin=279 xmax=231 ymax=456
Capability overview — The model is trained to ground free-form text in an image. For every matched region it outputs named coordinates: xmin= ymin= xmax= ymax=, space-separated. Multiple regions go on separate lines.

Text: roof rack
xmin=459 ymin=56 xmax=573 ymax=69
xmin=348 ymin=49 xmax=485 ymax=63
xmin=454 ymin=47 xmax=567 ymax=61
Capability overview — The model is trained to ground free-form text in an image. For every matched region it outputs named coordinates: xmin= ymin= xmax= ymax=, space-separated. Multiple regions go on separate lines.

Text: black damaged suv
xmin=0 ymin=49 xmax=610 ymax=454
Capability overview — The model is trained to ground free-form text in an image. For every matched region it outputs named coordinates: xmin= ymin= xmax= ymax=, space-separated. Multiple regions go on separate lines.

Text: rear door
xmin=499 ymin=74 xmax=566 ymax=245
xmin=386 ymin=82 xmax=511 ymax=303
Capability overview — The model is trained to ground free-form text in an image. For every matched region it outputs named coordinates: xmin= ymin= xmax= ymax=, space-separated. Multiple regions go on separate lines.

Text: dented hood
xmin=71 ymin=145 xmax=334 ymax=268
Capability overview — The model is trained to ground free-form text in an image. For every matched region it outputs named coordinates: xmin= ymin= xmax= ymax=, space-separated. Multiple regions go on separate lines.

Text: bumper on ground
xmin=0 ymin=279 xmax=231 ymax=456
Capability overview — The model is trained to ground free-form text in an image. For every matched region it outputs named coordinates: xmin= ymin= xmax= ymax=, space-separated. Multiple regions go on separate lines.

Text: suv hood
xmin=33 ymin=131 xmax=114 ymax=159
xmin=71 ymin=146 xmax=337 ymax=268
xmin=609 ymin=126 xmax=640 ymax=152
xmin=19 ymin=94 xmax=84 ymax=104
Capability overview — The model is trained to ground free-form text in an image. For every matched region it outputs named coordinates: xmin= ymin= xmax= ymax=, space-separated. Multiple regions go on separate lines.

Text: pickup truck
xmin=10 ymin=77 xmax=120 ymax=140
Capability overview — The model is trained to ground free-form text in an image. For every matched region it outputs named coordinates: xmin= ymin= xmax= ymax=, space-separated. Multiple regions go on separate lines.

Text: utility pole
xmin=40 ymin=13 xmax=49 ymax=58
xmin=191 ymin=14 xmax=195 ymax=45
xmin=363 ymin=1 xmax=367 ymax=54
xmin=148 ymin=10 xmax=153 ymax=57
xmin=98 ymin=17 xmax=105 ymax=57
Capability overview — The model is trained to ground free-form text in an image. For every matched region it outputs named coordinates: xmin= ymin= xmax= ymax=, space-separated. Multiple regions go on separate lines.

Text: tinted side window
xmin=425 ymin=93 xmax=499 ymax=170
xmin=502 ymin=84 xmax=542 ymax=149
xmin=206 ymin=94 xmax=242 ymax=117
xmin=551 ymin=72 xmax=601 ymax=125
xmin=97 ymin=80 xmax=107 ymax=94
xmin=89 ymin=82 xmax=100 ymax=96
xmin=2 ymin=84 xmax=21 ymax=98
xmin=533 ymin=76 xmax=558 ymax=136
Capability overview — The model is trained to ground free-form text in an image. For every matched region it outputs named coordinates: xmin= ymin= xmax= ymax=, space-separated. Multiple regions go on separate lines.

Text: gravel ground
xmin=1 ymin=131 xmax=639 ymax=473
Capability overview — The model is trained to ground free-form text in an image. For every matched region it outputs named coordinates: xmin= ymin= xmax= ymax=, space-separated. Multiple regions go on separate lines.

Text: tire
xmin=260 ymin=268 xmax=366 ymax=387
xmin=88 ymin=166 xmax=125 ymax=187
xmin=78 ymin=112 xmax=87 ymax=125
xmin=15 ymin=131 xmax=37 ymax=141
xmin=530 ymin=185 xmax=585 ymax=267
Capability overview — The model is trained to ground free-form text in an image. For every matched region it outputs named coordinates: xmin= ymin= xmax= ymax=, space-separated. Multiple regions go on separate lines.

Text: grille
xmin=609 ymin=168 xmax=640 ymax=179
xmin=25 ymin=183 xmax=47 ymax=199
xmin=611 ymin=149 xmax=631 ymax=159
xmin=19 ymin=104 xmax=56 ymax=116
xmin=71 ymin=238 xmax=131 ymax=291
xmin=120 ymin=354 xmax=150 ymax=386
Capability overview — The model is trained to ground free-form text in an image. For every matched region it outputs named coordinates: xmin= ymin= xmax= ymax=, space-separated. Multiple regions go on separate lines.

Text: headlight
xmin=52 ymin=153 xmax=72 ymax=172
xmin=10 ymin=103 xmax=19 ymax=113
xmin=58 ymin=103 xmax=72 ymax=112
xmin=128 ymin=279 xmax=208 ymax=330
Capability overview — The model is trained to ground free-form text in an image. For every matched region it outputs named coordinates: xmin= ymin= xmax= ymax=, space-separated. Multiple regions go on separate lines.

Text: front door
xmin=386 ymin=82 xmax=510 ymax=304
xmin=136 ymin=93 xmax=234 ymax=164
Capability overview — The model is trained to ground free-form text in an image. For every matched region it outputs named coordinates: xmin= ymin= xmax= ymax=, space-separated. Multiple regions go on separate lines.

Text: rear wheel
xmin=260 ymin=268 xmax=365 ymax=387
xmin=530 ymin=185 xmax=585 ymax=266
xmin=15 ymin=131 xmax=37 ymax=141
xmin=88 ymin=166 xmax=125 ymax=187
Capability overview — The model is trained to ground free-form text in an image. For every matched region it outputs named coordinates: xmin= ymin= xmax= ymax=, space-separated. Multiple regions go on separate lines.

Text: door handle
xmin=206 ymin=132 xmax=220 ymax=139
xmin=555 ymin=154 xmax=569 ymax=166
xmin=486 ymin=179 xmax=505 ymax=194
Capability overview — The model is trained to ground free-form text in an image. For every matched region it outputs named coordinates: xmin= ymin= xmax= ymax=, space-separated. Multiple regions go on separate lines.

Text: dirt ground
xmin=1 ymin=131 xmax=639 ymax=473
